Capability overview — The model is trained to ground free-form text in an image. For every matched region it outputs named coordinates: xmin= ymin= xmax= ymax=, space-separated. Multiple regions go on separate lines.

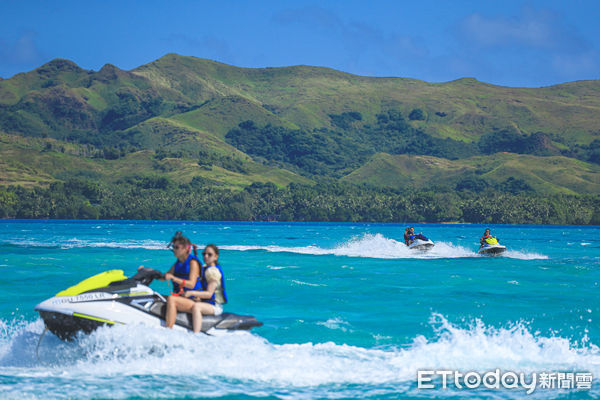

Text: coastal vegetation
xmin=1 ymin=179 xmax=598 ymax=225
xmin=1 ymin=54 xmax=599 ymax=223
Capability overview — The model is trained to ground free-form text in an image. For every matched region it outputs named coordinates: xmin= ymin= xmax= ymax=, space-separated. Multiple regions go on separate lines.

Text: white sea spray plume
xmin=0 ymin=315 xmax=597 ymax=396
xmin=223 ymin=234 xmax=479 ymax=259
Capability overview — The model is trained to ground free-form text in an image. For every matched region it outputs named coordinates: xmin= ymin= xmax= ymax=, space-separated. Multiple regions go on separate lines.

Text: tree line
xmin=1 ymin=179 xmax=598 ymax=225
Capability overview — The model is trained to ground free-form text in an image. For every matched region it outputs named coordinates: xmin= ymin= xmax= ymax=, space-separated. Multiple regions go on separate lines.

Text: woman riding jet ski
xmin=478 ymin=229 xmax=506 ymax=256
xmin=405 ymin=227 xmax=435 ymax=251
xmin=34 ymin=266 xmax=262 ymax=341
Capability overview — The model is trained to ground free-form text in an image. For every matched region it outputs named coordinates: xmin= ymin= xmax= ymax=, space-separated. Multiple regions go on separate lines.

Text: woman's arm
xmin=163 ymin=264 xmax=176 ymax=281
xmin=183 ymin=280 xmax=218 ymax=299
xmin=185 ymin=259 xmax=200 ymax=289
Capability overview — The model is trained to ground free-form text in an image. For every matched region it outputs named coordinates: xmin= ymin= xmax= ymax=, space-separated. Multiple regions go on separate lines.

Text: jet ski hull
xmin=36 ymin=295 xmax=263 ymax=341
xmin=478 ymin=244 xmax=507 ymax=256
xmin=408 ymin=239 xmax=435 ymax=251
xmin=38 ymin=310 xmax=107 ymax=341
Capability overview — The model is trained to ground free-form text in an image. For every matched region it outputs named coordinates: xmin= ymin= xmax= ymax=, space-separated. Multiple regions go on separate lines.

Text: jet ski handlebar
xmin=130 ymin=267 xmax=165 ymax=286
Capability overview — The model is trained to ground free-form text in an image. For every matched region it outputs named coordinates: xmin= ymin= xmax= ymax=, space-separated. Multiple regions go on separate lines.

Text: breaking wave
xmin=0 ymin=314 xmax=596 ymax=399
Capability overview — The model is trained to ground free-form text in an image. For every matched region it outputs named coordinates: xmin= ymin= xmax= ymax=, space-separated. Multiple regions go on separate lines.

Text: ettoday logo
xmin=417 ymin=370 xmax=593 ymax=394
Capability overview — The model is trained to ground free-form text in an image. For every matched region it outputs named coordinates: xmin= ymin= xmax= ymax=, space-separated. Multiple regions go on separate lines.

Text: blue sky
xmin=1 ymin=0 xmax=599 ymax=87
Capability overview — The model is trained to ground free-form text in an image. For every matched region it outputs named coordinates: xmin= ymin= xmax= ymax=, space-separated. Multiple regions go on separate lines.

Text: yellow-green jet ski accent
xmin=485 ymin=237 xmax=499 ymax=245
xmin=56 ymin=270 xmax=127 ymax=297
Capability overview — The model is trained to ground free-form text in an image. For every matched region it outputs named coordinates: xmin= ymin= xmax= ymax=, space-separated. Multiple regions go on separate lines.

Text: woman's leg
xmin=165 ymin=296 xmax=195 ymax=328
xmin=165 ymin=296 xmax=177 ymax=328
xmin=191 ymin=302 xmax=216 ymax=333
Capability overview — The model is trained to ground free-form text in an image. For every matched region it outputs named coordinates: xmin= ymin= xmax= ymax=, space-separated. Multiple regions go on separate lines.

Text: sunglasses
xmin=172 ymin=245 xmax=183 ymax=250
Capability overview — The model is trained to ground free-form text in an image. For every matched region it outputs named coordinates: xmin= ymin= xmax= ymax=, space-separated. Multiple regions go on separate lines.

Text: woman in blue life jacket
xmin=181 ymin=244 xmax=227 ymax=333
xmin=162 ymin=232 xmax=203 ymax=332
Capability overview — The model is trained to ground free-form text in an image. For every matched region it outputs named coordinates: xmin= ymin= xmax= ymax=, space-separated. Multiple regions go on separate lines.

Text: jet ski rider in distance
xmin=406 ymin=227 xmax=428 ymax=244
xmin=480 ymin=228 xmax=498 ymax=248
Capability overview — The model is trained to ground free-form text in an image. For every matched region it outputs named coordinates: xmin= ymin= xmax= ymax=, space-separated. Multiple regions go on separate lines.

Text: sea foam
xmin=224 ymin=233 xmax=547 ymax=260
xmin=0 ymin=314 xmax=597 ymax=399
xmin=2 ymin=233 xmax=547 ymax=260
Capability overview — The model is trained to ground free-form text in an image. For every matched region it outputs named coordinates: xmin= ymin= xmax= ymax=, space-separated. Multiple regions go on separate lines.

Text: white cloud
xmin=448 ymin=6 xmax=600 ymax=85
xmin=272 ymin=5 xmax=344 ymax=34
xmin=272 ymin=5 xmax=429 ymax=69
xmin=457 ymin=7 xmax=587 ymax=52
xmin=0 ymin=31 xmax=45 ymax=66
xmin=552 ymin=50 xmax=600 ymax=78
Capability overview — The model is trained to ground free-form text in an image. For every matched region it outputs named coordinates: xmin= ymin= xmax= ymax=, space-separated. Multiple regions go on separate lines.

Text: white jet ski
xmin=478 ymin=242 xmax=507 ymax=256
xmin=35 ymin=267 xmax=262 ymax=341
xmin=408 ymin=236 xmax=435 ymax=251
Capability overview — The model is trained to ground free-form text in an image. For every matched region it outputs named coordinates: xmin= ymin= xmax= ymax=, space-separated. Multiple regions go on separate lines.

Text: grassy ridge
xmin=133 ymin=55 xmax=600 ymax=143
xmin=0 ymin=132 xmax=310 ymax=189
xmin=342 ymin=153 xmax=600 ymax=194
xmin=0 ymin=53 xmax=599 ymax=206
xmin=4 ymin=54 xmax=600 ymax=144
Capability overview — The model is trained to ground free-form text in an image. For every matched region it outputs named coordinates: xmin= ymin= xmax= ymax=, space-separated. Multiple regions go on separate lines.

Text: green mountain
xmin=343 ymin=153 xmax=600 ymax=195
xmin=0 ymin=54 xmax=599 ymax=222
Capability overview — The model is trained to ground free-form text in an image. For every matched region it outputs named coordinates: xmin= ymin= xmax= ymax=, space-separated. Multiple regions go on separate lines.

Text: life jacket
xmin=200 ymin=264 xmax=228 ymax=305
xmin=172 ymin=253 xmax=202 ymax=293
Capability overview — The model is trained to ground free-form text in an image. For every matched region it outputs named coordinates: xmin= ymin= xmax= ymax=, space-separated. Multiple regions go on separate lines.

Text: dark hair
xmin=204 ymin=244 xmax=219 ymax=258
xmin=168 ymin=231 xmax=198 ymax=256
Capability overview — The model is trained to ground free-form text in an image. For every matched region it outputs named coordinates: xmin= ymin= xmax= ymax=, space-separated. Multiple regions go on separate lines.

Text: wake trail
xmin=1 ymin=234 xmax=548 ymax=260
xmin=223 ymin=234 xmax=547 ymax=260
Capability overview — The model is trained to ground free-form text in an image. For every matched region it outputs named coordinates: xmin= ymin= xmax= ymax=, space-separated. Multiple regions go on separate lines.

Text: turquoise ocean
xmin=0 ymin=220 xmax=598 ymax=399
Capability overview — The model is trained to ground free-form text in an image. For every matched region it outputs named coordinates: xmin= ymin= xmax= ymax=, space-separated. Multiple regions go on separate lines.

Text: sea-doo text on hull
xmin=35 ymin=268 xmax=262 ymax=341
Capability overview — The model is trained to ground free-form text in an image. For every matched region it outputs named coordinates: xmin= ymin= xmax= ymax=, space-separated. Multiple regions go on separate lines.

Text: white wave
xmin=372 ymin=333 xmax=393 ymax=341
xmin=0 ymin=314 xmax=597 ymax=400
xmin=414 ymin=314 xmax=599 ymax=374
xmin=2 ymin=234 xmax=548 ymax=260
xmin=317 ymin=318 xmax=353 ymax=332
xmin=291 ymin=280 xmax=325 ymax=287
xmin=1 ymin=238 xmax=167 ymax=250
xmin=267 ymin=265 xmax=298 ymax=270
xmin=223 ymin=234 xmax=479 ymax=259
xmin=504 ymin=250 xmax=548 ymax=260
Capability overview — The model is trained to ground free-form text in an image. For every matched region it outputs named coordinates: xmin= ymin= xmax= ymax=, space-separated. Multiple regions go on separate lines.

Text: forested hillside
xmin=1 ymin=54 xmax=599 ymax=223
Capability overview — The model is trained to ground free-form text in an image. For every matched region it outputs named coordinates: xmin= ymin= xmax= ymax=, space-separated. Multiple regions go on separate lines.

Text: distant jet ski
xmin=478 ymin=237 xmax=506 ymax=256
xmin=34 ymin=267 xmax=262 ymax=341
xmin=408 ymin=235 xmax=435 ymax=251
